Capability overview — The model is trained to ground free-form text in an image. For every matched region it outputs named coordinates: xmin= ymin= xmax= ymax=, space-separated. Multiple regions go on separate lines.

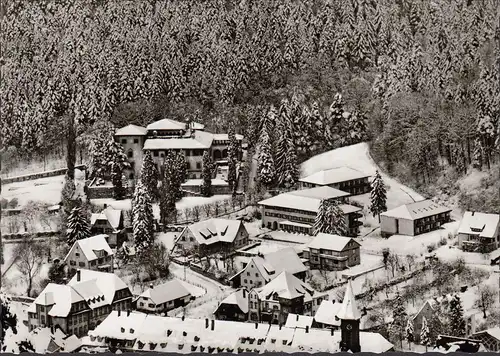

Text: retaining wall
xmin=2 ymin=164 xmax=87 ymax=184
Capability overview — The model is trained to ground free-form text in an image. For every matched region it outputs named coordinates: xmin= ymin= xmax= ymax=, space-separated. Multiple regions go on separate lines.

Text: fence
xmin=2 ymin=164 xmax=87 ymax=184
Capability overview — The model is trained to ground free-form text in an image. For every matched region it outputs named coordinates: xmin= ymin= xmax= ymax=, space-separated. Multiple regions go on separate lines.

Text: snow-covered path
xmin=168 ymin=262 xmax=232 ymax=319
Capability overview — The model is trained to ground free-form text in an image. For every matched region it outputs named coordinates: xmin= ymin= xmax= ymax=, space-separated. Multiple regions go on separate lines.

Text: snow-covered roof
xmin=115 ymin=124 xmax=147 ymax=136
xmin=88 ymin=311 xmax=392 ymax=353
xmin=139 ymin=279 xmax=191 ymax=305
xmin=258 ymin=187 xmax=350 ymax=212
xmin=307 ymin=233 xmax=361 ymax=252
xmin=299 ymin=167 xmax=371 ymax=185
xmin=279 ymin=220 xmax=312 ymax=229
xmin=257 ymin=271 xmax=316 ymax=300
xmin=458 ymin=211 xmax=500 ymax=238
xmin=212 ymin=133 xmax=244 ymax=141
xmin=262 ymin=247 xmax=308 ymax=276
xmin=90 ymin=207 xmax=123 ymax=230
xmin=285 ymin=313 xmax=314 ymax=329
xmin=146 ymin=118 xmax=188 ymax=131
xmin=380 ymin=199 xmax=452 ymax=220
xmin=143 ymin=130 xmax=214 ymax=150
xmin=186 ymin=218 xmax=243 ymax=245
xmin=214 ymin=288 xmax=249 ymax=314
xmin=338 ymin=204 xmax=363 ymax=214
xmin=181 ymin=179 xmax=228 ymax=187
xmin=314 ymin=300 xmax=342 ymax=326
xmin=64 ymin=235 xmax=113 ymax=262
xmin=336 ymin=279 xmax=361 ymax=320
xmin=30 ymin=284 xmax=84 ymax=317
xmin=30 ymin=327 xmax=81 ymax=353
xmin=67 ymin=268 xmax=129 ymax=304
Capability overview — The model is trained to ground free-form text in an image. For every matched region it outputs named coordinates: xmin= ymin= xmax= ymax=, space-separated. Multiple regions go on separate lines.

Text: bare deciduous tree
xmin=14 ymin=238 xmax=47 ymax=297
xmin=202 ymin=204 xmax=212 ymax=218
xmin=475 ymin=284 xmax=496 ymax=319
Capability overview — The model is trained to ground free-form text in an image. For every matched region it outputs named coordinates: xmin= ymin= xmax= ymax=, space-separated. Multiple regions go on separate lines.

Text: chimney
xmin=104 ymin=204 xmax=107 ymax=209
xmin=211 ymin=319 xmax=215 ymax=331
xmin=306 ymin=326 xmax=309 ymax=333
xmin=242 ymin=289 xmax=246 ymax=298
xmin=332 ymin=300 xmax=335 ymax=304
xmin=296 ymin=315 xmax=299 ymax=321
xmin=255 ymin=322 xmax=258 ymax=329
xmin=127 ymin=310 xmax=131 ymax=316
xmin=279 ymin=324 xmax=282 ymax=330
xmin=182 ymin=315 xmax=185 ymax=321
xmin=76 ymin=270 xmax=81 ymax=282
xmin=118 ymin=310 xmax=121 ymax=316
xmin=205 ymin=318 xmax=209 ymax=329
xmin=472 ymin=211 xmax=475 ymax=216
xmin=331 ymin=328 xmax=334 ymax=336
xmin=150 ymin=284 xmax=154 ymax=289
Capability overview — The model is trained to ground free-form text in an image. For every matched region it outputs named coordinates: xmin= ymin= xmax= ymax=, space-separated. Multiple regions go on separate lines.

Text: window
xmin=255 ymin=273 xmax=258 ymax=277
xmin=148 ymin=303 xmax=155 ymax=308
xmin=75 ymin=253 xmax=80 ymax=257
xmin=121 ymin=139 xmax=127 ymax=144
xmin=244 ymin=279 xmax=248 ymax=283
xmin=40 ymin=306 xmax=45 ymax=312
xmin=128 ymin=150 xmax=133 ymax=158
xmin=196 ymin=162 xmax=201 ymax=169
xmin=79 ymin=262 xmax=85 ymax=267
xmin=134 ymin=138 xmax=139 ymax=144
xmin=153 ymin=151 xmax=159 ymax=157
xmin=247 ymin=272 xmax=250 ymax=276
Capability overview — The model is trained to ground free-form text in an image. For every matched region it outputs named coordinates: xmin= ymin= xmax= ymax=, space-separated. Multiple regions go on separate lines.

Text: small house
xmin=302 ymin=233 xmax=361 ymax=270
xmin=64 ymin=235 xmax=114 ymax=275
xmin=457 ymin=211 xmax=500 ymax=253
xmin=90 ymin=206 xmax=126 ymax=248
xmin=136 ymin=279 xmax=192 ymax=314
xmin=213 ymin=288 xmax=249 ymax=322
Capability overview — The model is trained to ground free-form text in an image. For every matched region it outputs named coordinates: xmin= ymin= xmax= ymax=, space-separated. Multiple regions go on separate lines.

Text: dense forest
xmin=1 ymin=0 xmax=499 ymax=204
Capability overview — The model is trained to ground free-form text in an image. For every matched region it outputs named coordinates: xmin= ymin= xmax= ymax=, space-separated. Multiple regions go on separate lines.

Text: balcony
xmin=462 ymin=240 xmax=497 ymax=253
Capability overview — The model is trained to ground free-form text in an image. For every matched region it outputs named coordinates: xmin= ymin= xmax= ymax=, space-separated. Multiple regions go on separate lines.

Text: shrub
xmin=1 ymin=198 xmax=8 ymax=209
xmin=427 ymin=243 xmax=437 ymax=253
xmin=7 ymin=198 xmax=19 ymax=209
xmin=438 ymin=237 xmax=448 ymax=246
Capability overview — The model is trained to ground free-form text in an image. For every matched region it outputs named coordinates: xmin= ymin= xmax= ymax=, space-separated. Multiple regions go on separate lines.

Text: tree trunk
xmin=66 ymin=114 xmax=76 ymax=180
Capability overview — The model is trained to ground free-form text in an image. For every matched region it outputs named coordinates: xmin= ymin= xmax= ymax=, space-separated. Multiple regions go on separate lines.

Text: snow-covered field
xmin=91 ymin=195 xmax=231 ymax=217
xmin=1 ymin=170 xmax=86 ymax=207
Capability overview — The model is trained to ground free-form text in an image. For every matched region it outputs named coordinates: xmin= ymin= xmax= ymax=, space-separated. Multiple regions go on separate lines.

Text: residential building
xmin=303 ymin=233 xmax=361 ymax=271
xmin=136 ymin=280 xmax=192 ymax=314
xmin=313 ymin=299 xmax=342 ymax=329
xmin=285 ymin=314 xmax=314 ymax=330
xmin=228 ymin=247 xmax=308 ymax=289
xmin=27 ymin=269 xmax=133 ymax=337
xmin=174 ymin=218 xmax=249 ymax=255
xmin=90 ymin=206 xmax=126 ymax=248
xmin=258 ymin=186 xmax=363 ymax=237
xmin=299 ymin=167 xmax=371 ymax=196
xmin=255 ymin=271 xmax=328 ymax=325
xmin=470 ymin=327 xmax=500 ymax=352
xmin=30 ymin=327 xmax=82 ymax=353
xmin=64 ymin=235 xmax=114 ymax=275
xmin=213 ymin=288 xmax=249 ymax=322
xmin=380 ymin=200 xmax=452 ymax=237
xmin=115 ymin=119 xmax=243 ymax=180
xmin=457 ymin=211 xmax=500 ymax=253
xmin=412 ymin=294 xmax=476 ymax=344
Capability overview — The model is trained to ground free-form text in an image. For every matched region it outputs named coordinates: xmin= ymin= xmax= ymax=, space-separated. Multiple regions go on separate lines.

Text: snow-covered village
xmin=1 ymin=0 xmax=500 ymax=354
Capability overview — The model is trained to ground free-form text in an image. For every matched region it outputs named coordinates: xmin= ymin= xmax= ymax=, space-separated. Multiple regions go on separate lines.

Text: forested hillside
xmin=1 ymin=0 xmax=499 ymax=204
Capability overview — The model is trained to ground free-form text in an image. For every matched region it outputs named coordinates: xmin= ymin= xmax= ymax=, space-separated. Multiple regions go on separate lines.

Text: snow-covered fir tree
xmin=405 ymin=319 xmax=414 ymax=348
xmin=329 ymin=201 xmax=347 ymax=235
xmin=132 ymin=180 xmax=155 ymax=255
xmin=369 ymin=170 xmax=387 ymax=222
xmin=66 ymin=205 xmax=91 ymax=246
xmin=201 ymin=151 xmax=213 ymax=197
xmin=276 ymin=100 xmax=299 ymax=188
xmin=420 ymin=316 xmax=430 ymax=350
xmin=140 ymin=150 xmax=159 ymax=201
xmin=314 ymin=199 xmax=331 ymax=235
xmin=173 ymin=152 xmax=187 ymax=200
xmin=391 ymin=292 xmax=408 ymax=349
xmin=448 ymin=294 xmax=466 ymax=337
xmin=227 ymin=122 xmax=238 ymax=195
xmin=257 ymin=126 xmax=275 ymax=186
xmin=107 ymin=140 xmax=130 ymax=200
xmin=1 ymin=294 xmax=35 ymax=353
xmin=472 ymin=136 xmax=483 ymax=169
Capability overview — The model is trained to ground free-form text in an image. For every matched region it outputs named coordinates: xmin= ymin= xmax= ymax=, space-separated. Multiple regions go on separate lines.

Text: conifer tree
xmin=405 ymin=319 xmax=414 ymax=349
xmin=173 ymin=152 xmax=187 ymax=200
xmin=391 ymin=292 xmax=408 ymax=349
xmin=448 ymin=295 xmax=466 ymax=337
xmin=1 ymin=294 xmax=35 ymax=353
xmin=48 ymin=260 xmax=66 ymax=284
xmin=257 ymin=127 xmax=275 ymax=187
xmin=66 ymin=206 xmax=91 ymax=246
xmin=314 ymin=199 xmax=332 ymax=235
xmin=227 ymin=122 xmax=238 ymax=194
xmin=420 ymin=316 xmax=430 ymax=351
xmin=330 ymin=201 xmax=348 ymax=236
xmin=141 ymin=150 xmax=159 ymax=201
xmin=132 ymin=180 xmax=155 ymax=255
xmin=108 ymin=140 xmax=130 ymax=200
xmin=369 ymin=170 xmax=387 ymax=222
xmin=201 ymin=151 xmax=213 ymax=197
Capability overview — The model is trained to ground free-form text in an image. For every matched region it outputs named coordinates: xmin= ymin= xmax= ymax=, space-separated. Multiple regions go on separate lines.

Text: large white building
xmin=115 ymin=118 xmax=244 ymax=180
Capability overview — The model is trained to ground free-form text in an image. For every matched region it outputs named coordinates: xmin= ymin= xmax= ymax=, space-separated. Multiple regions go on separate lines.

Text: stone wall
xmin=2 ymin=164 xmax=87 ymax=184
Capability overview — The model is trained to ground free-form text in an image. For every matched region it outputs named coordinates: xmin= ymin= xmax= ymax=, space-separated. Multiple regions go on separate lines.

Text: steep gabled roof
xmin=257 ymin=271 xmax=315 ymax=300
xmin=314 ymin=300 xmax=342 ymax=326
xmin=262 ymin=247 xmax=308 ymax=276
xmin=214 ymin=288 xmax=249 ymax=315
xmin=380 ymin=199 xmax=452 ymax=220
xmin=458 ymin=211 xmax=500 ymax=238
xmin=68 ymin=269 xmax=129 ymax=304
xmin=64 ymin=235 xmax=113 ymax=262
xmin=307 ymin=233 xmax=361 ymax=252
xmin=115 ymin=124 xmax=147 ymax=136
xmin=299 ymin=167 xmax=371 ymax=185
xmin=90 ymin=207 xmax=123 ymax=230
xmin=285 ymin=314 xmax=314 ymax=329
xmin=139 ymin=279 xmax=191 ymax=305
xmin=336 ymin=279 xmax=361 ymax=320
xmin=187 ymin=218 xmax=243 ymax=245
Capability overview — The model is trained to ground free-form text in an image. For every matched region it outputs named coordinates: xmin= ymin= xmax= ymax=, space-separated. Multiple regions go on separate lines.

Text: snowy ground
xmin=91 ymin=195 xmax=231 ymax=217
xmin=1 ymin=170 xmax=85 ymax=207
